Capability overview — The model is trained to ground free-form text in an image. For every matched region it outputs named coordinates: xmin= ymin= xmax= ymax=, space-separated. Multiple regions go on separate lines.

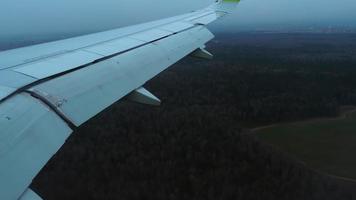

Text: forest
xmin=30 ymin=33 xmax=356 ymax=199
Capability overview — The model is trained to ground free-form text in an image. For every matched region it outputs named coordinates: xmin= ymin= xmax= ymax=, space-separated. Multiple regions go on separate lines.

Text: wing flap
xmin=159 ymin=21 xmax=194 ymax=33
xmin=191 ymin=13 xmax=219 ymax=25
xmin=27 ymin=26 xmax=213 ymax=126
xmin=0 ymin=93 xmax=72 ymax=200
xmin=84 ymin=37 xmax=144 ymax=56
xmin=184 ymin=11 xmax=214 ymax=22
xmin=129 ymin=29 xmax=173 ymax=42
xmin=13 ymin=51 xmax=102 ymax=79
xmin=0 ymin=71 xmax=36 ymax=101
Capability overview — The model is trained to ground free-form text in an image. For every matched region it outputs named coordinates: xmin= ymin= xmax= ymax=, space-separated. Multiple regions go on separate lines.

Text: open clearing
xmin=254 ymin=106 xmax=356 ymax=179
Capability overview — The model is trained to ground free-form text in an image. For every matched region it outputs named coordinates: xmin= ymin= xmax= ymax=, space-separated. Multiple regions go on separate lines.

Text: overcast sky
xmin=1 ymin=0 xmax=356 ymax=43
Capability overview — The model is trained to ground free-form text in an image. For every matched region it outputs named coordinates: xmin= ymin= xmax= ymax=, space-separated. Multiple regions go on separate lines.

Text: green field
xmin=255 ymin=109 xmax=356 ymax=179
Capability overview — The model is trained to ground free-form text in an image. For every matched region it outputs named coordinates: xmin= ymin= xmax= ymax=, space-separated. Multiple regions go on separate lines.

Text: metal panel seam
xmin=24 ymin=90 xmax=76 ymax=130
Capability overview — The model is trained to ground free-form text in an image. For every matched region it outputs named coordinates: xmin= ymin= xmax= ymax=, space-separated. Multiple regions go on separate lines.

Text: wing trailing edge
xmin=18 ymin=189 xmax=42 ymax=200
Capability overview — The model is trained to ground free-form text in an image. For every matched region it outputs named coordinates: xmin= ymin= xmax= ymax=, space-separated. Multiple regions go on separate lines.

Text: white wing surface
xmin=0 ymin=1 xmax=240 ymax=199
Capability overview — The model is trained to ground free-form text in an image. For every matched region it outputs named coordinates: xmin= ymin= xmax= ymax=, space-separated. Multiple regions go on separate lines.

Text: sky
xmin=0 ymin=0 xmax=356 ymax=44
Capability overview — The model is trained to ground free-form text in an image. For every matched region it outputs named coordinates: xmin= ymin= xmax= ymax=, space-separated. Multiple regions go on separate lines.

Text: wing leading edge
xmin=0 ymin=0 xmax=240 ymax=199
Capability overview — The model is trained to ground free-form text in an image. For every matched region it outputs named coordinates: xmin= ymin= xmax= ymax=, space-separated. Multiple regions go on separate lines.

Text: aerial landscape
xmin=24 ymin=32 xmax=356 ymax=199
xmin=1 ymin=0 xmax=356 ymax=199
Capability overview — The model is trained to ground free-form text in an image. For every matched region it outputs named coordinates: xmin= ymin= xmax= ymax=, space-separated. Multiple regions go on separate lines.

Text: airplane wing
xmin=0 ymin=1 xmax=240 ymax=199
